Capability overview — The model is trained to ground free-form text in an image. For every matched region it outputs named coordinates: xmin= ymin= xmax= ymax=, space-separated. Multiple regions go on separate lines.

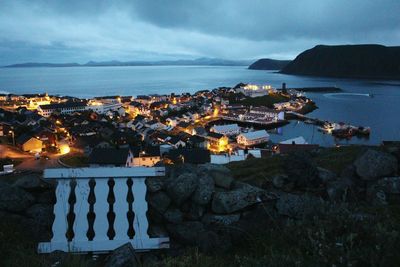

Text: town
xmin=0 ymin=83 xmax=333 ymax=171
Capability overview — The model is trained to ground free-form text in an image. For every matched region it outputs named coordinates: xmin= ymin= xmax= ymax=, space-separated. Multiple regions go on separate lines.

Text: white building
xmin=86 ymin=99 xmax=122 ymax=114
xmin=210 ymin=124 xmax=241 ymax=136
xmin=37 ymin=102 xmax=87 ymax=117
xmin=236 ymin=84 xmax=275 ymax=98
xmin=249 ymin=107 xmax=285 ymax=121
xmin=237 ymin=130 xmax=270 ymax=146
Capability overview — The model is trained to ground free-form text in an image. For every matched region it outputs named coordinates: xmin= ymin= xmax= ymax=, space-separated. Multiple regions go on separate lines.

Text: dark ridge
xmin=248 ymin=58 xmax=291 ymax=70
xmin=280 ymin=44 xmax=400 ymax=80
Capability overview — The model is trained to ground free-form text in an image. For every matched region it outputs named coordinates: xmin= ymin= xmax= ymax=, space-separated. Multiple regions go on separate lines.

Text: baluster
xmin=72 ymin=178 xmax=90 ymax=243
xmin=93 ymin=178 xmax=110 ymax=242
xmin=51 ymin=179 xmax=72 ymax=243
xmin=132 ymin=177 xmax=150 ymax=248
xmin=113 ymin=178 xmax=129 ymax=240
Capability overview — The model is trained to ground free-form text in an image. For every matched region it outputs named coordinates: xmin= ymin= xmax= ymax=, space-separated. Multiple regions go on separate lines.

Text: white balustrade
xmin=37 ymin=167 xmax=169 ymax=253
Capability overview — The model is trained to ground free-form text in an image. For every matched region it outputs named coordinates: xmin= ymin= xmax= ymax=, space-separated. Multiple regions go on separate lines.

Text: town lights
xmin=59 ymin=144 xmax=70 ymax=154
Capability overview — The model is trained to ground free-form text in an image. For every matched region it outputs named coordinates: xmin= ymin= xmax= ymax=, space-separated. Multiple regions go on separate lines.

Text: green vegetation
xmin=229 ymin=93 xmax=290 ymax=108
xmin=162 ymin=204 xmax=400 ymax=267
xmin=60 ymin=154 xmax=89 ymax=167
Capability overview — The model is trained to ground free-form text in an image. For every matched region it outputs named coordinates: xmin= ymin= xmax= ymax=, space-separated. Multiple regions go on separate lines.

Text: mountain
xmin=3 ymin=58 xmax=253 ymax=68
xmin=4 ymin=62 xmax=80 ymax=68
xmin=280 ymin=44 xmax=400 ymax=80
xmin=248 ymin=58 xmax=291 ymax=70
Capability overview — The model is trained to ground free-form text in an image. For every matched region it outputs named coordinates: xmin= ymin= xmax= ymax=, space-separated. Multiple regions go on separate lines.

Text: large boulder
xmin=367 ymin=177 xmax=400 ymax=205
xmin=326 ymin=177 xmax=354 ymax=202
xmin=276 ymin=193 xmax=324 ymax=219
xmin=166 ymin=221 xmax=205 ymax=245
xmin=200 ymin=164 xmax=234 ymax=189
xmin=147 ymin=191 xmax=171 ymax=214
xmin=317 ymin=167 xmax=337 ymax=184
xmin=202 ymin=213 xmax=240 ymax=226
xmin=211 ymin=182 xmax=272 ymax=214
xmin=0 ymin=182 xmax=35 ymax=212
xmin=165 ymin=173 xmax=198 ymax=206
xmin=13 ymin=175 xmax=52 ymax=192
xmin=145 ymin=178 xmax=164 ymax=193
xmin=283 ymin=151 xmax=320 ymax=188
xmin=163 ymin=207 xmax=183 ymax=224
xmin=105 ymin=243 xmax=139 ymax=267
xmin=191 ymin=172 xmax=215 ymax=205
xmin=25 ymin=204 xmax=54 ymax=241
xmin=354 ymin=149 xmax=398 ymax=180
xmin=187 ymin=203 xmax=206 ymax=220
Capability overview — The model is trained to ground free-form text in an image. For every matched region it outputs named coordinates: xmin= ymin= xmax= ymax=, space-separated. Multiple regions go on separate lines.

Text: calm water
xmin=0 ymin=66 xmax=399 ymax=146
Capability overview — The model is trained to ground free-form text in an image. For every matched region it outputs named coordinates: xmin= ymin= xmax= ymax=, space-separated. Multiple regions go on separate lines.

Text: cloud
xmin=0 ymin=0 xmax=399 ymax=65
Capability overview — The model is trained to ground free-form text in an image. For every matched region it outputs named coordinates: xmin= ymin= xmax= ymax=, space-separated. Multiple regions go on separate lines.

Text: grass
xmin=227 ymin=155 xmax=285 ymax=187
xmin=60 ymin=153 xmax=89 ymax=167
xmin=162 ymin=204 xmax=400 ymax=267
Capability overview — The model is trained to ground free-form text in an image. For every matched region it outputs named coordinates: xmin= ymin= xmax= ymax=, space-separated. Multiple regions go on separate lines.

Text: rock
xmin=13 ymin=175 xmax=52 ymax=192
xmin=191 ymin=172 xmax=215 ymax=205
xmin=276 ymin=193 xmax=324 ymax=219
xmin=187 ymin=203 xmax=205 ymax=220
xmin=165 ymin=173 xmax=198 ymax=206
xmin=36 ymin=190 xmax=56 ymax=204
xmin=340 ymin=164 xmax=357 ymax=179
xmin=105 ymin=243 xmax=139 ymax=267
xmin=367 ymin=177 xmax=400 ymax=205
xmin=284 ymin=151 xmax=320 ymax=188
xmin=25 ymin=203 xmax=54 ymax=228
xmin=354 ymin=149 xmax=398 ymax=180
xmin=211 ymin=182 xmax=268 ymax=214
xmin=0 ymin=182 xmax=35 ymax=212
xmin=202 ymin=213 xmax=240 ymax=226
xmin=148 ymin=224 xmax=169 ymax=238
xmin=326 ymin=177 xmax=353 ymax=202
xmin=201 ymin=164 xmax=234 ymax=189
xmin=272 ymin=174 xmax=288 ymax=189
xmin=147 ymin=191 xmax=171 ymax=214
xmin=317 ymin=167 xmax=337 ymax=184
xmin=163 ymin=207 xmax=183 ymax=224
xmin=145 ymin=178 xmax=164 ymax=193
xmin=166 ymin=221 xmax=205 ymax=245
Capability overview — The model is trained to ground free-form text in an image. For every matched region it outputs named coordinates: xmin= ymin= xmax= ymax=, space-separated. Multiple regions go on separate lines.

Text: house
xmin=249 ymin=107 xmax=285 ymax=121
xmin=187 ymin=135 xmax=208 ymax=149
xmin=16 ymin=134 xmax=43 ymax=152
xmin=210 ymin=124 xmax=240 ymax=136
xmin=166 ymin=136 xmax=186 ymax=149
xmin=88 ymin=148 xmax=130 ymax=167
xmin=38 ymin=101 xmax=87 ymax=117
xmin=128 ymin=145 xmax=161 ymax=167
xmin=206 ymin=132 xmax=229 ymax=152
xmin=192 ymin=126 xmax=207 ymax=136
xmin=237 ymin=130 xmax=269 ymax=146
xmin=135 ymin=95 xmax=152 ymax=105
xmin=74 ymin=135 xmax=110 ymax=155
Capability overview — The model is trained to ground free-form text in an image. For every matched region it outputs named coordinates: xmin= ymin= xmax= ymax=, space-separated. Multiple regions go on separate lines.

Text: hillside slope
xmin=248 ymin=58 xmax=291 ymax=70
xmin=280 ymin=44 xmax=400 ymax=80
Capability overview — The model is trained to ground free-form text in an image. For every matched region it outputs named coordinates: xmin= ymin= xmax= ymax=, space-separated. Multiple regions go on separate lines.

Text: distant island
xmin=280 ymin=44 xmax=400 ymax=80
xmin=3 ymin=58 xmax=253 ymax=68
xmin=248 ymin=58 xmax=291 ymax=70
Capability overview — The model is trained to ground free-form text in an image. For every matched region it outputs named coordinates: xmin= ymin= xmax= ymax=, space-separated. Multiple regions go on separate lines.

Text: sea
xmin=0 ymin=65 xmax=399 ymax=146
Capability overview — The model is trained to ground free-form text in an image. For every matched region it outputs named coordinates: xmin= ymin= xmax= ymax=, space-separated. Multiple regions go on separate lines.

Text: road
xmin=0 ymin=144 xmax=62 ymax=172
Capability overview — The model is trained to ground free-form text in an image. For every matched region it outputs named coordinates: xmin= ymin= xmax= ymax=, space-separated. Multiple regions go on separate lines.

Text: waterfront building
xmin=210 ymin=124 xmax=241 ymax=136
xmin=236 ymin=130 xmax=269 ymax=146
xmin=236 ymin=84 xmax=275 ymax=98
xmin=37 ymin=101 xmax=87 ymax=117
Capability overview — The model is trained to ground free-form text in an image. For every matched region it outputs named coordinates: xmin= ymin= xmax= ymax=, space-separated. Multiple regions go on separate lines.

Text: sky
xmin=0 ymin=0 xmax=399 ymax=65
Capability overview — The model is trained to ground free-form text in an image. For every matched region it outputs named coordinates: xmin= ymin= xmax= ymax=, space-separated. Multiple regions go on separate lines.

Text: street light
xmin=8 ymin=130 xmax=15 ymax=147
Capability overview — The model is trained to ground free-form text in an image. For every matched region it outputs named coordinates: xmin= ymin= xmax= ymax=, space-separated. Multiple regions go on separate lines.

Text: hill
xmin=3 ymin=58 xmax=252 ymax=68
xmin=248 ymin=58 xmax=291 ymax=70
xmin=280 ymin=44 xmax=400 ymax=80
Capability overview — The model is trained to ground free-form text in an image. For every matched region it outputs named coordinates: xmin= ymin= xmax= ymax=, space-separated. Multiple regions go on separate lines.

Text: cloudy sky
xmin=0 ymin=0 xmax=399 ymax=65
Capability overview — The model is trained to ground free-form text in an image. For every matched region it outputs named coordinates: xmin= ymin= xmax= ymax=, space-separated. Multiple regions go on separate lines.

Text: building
xmin=236 ymin=130 xmax=269 ymax=146
xmin=88 ymin=148 xmax=130 ymax=167
xmin=280 ymin=136 xmax=308 ymax=145
xmin=128 ymin=146 xmax=161 ymax=167
xmin=236 ymin=84 xmax=275 ymax=97
xmin=210 ymin=124 xmax=241 ymax=136
xmin=16 ymin=134 xmax=43 ymax=152
xmin=86 ymin=99 xmax=122 ymax=114
xmin=248 ymin=107 xmax=285 ymax=121
xmin=38 ymin=102 xmax=87 ymax=117
xmin=206 ymin=132 xmax=229 ymax=152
